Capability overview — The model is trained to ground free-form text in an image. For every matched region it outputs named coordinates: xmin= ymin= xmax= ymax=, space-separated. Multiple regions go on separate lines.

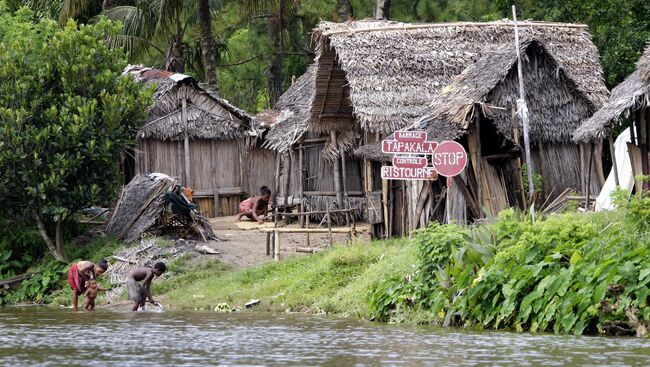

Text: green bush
xmin=368 ymin=195 xmax=650 ymax=335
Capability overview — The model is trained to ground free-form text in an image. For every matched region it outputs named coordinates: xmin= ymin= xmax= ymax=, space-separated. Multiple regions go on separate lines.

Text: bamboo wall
xmin=137 ymin=138 xmax=245 ymax=217
xmin=247 ymin=147 xmax=276 ymax=197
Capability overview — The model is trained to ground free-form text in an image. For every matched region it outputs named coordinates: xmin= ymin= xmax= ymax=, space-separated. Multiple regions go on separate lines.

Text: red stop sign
xmin=432 ymin=141 xmax=468 ymax=177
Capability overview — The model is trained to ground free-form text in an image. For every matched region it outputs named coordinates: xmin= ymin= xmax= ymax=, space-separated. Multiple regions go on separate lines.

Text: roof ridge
xmin=318 ymin=20 xmax=589 ymax=37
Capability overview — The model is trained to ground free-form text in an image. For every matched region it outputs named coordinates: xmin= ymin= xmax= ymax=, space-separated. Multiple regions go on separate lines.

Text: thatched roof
xmin=354 ymin=39 xmax=597 ymax=161
xmin=257 ymin=65 xmax=316 ymax=153
xmin=124 ymin=65 xmax=252 ymax=141
xmin=311 ymin=19 xmax=608 ymax=135
xmin=573 ymin=46 xmax=650 ymax=142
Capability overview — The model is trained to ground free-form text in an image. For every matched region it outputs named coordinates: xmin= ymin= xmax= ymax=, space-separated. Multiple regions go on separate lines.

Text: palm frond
xmin=58 ymin=0 xmax=97 ymax=26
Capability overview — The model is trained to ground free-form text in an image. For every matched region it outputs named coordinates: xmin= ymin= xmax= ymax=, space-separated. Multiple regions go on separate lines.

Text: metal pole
xmin=512 ymin=5 xmax=535 ymax=198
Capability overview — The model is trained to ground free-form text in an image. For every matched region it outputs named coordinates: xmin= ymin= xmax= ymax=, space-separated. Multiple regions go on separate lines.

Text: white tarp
xmin=595 ymin=128 xmax=634 ymax=211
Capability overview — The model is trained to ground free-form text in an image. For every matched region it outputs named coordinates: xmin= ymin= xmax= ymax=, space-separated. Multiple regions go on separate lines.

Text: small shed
xmin=125 ymin=65 xmax=268 ymax=217
xmin=573 ymin=45 xmax=650 ymax=192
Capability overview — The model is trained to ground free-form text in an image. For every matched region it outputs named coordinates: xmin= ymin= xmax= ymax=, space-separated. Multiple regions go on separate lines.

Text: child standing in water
xmin=67 ymin=259 xmax=109 ymax=311
xmin=127 ymin=262 xmax=166 ymax=311
xmin=237 ymin=186 xmax=271 ymax=224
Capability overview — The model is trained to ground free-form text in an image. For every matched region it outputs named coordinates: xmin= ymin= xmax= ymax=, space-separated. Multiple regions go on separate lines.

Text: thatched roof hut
xmin=573 ymin=46 xmax=650 ymax=142
xmin=310 ymin=19 xmax=608 ymax=135
xmin=124 ymin=65 xmax=251 ymax=141
xmin=125 ymin=65 xmax=273 ymax=218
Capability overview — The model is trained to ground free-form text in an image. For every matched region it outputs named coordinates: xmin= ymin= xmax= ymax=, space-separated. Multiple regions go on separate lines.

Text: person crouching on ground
xmin=236 ymin=186 xmax=271 ymax=224
xmin=127 ymin=262 xmax=166 ymax=311
xmin=67 ymin=259 xmax=108 ymax=311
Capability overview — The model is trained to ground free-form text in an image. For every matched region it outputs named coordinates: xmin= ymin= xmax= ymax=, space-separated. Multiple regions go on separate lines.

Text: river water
xmin=1 ymin=308 xmax=649 ymax=366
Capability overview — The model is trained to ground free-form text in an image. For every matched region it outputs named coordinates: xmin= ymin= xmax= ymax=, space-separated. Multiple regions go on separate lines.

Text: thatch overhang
xmin=354 ymin=39 xmax=596 ymax=161
xmin=258 ymin=65 xmax=317 ymax=153
xmin=124 ymin=65 xmax=252 ymax=142
xmin=573 ymin=46 xmax=650 ymax=142
xmin=311 ymin=19 xmax=608 ymax=136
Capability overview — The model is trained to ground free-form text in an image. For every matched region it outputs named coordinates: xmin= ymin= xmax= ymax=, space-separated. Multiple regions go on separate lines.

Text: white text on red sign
xmin=381 ymin=140 xmax=437 ymax=155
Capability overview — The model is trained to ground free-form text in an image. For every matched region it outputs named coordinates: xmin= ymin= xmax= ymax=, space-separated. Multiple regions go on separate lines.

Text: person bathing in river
xmin=67 ymin=259 xmax=109 ymax=311
xmin=236 ymin=186 xmax=271 ymax=224
xmin=127 ymin=262 xmax=166 ymax=311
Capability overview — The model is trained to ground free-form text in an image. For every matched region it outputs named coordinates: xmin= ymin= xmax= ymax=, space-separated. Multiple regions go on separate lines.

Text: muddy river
xmin=1 ymin=308 xmax=649 ymax=366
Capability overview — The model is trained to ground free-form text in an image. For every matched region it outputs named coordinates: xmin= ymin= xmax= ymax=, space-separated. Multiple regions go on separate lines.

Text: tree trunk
xmin=374 ymin=0 xmax=391 ymax=19
xmin=198 ymin=0 xmax=218 ymax=91
xmin=102 ymin=0 xmax=114 ymax=11
xmin=165 ymin=34 xmax=185 ymax=73
xmin=336 ymin=0 xmax=352 ymax=21
xmin=33 ymin=210 xmax=65 ymax=261
xmin=268 ymin=16 xmax=282 ymax=107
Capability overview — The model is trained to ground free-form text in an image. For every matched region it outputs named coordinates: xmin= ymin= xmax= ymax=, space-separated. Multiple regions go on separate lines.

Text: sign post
xmin=381 ymin=132 xmax=468 ymax=225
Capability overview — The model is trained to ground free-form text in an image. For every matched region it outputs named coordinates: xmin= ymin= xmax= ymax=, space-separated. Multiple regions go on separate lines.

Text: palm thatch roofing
xmin=257 ymin=65 xmax=316 ymax=153
xmin=311 ymin=19 xmax=608 ymax=135
xmin=573 ymin=45 xmax=650 ymax=142
xmin=414 ymin=40 xmax=594 ymax=142
xmin=124 ymin=65 xmax=251 ymax=142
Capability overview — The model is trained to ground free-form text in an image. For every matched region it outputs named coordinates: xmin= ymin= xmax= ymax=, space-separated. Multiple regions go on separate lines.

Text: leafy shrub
xmin=367 ymin=194 xmax=650 ymax=335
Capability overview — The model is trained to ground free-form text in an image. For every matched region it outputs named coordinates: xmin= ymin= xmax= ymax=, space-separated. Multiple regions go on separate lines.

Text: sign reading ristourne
xmin=380 ymin=131 xmax=467 ymax=180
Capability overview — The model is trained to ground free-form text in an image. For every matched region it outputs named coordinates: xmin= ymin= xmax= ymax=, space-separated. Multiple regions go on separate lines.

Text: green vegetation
xmin=0 ymin=5 xmax=152 ymax=261
xmin=368 ymin=191 xmax=650 ymax=336
xmin=158 ymin=239 xmax=414 ymax=317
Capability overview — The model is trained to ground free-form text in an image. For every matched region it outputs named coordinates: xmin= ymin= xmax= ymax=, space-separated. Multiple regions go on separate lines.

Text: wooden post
xmin=299 ymin=143 xmax=305 ymax=227
xmin=512 ymin=105 xmax=526 ymax=208
xmin=340 ymin=149 xmax=351 ymax=227
xmin=512 ymin=5 xmax=535 ymax=198
xmin=608 ymin=133 xmax=620 ymax=187
xmin=585 ymin=144 xmax=594 ymax=210
xmin=305 ymin=209 xmax=311 ymax=247
xmin=330 ymin=131 xmax=345 ymax=208
xmin=381 ymin=171 xmax=390 ymax=238
xmin=283 ymin=152 xmax=292 ymax=213
xmin=274 ymin=230 xmax=280 ymax=261
xmin=326 ymin=203 xmax=333 ymax=246
xmin=210 ymin=141 xmax=220 ymax=217
xmin=182 ymin=99 xmax=191 ymax=187
xmin=142 ymin=140 xmax=149 ymax=173
xmin=475 ymin=115 xmax=483 ymax=218
xmin=265 ymin=232 xmax=271 ymax=256
xmin=272 ymin=153 xmax=281 ymax=206
xmin=643 ymin=108 xmax=649 ymax=190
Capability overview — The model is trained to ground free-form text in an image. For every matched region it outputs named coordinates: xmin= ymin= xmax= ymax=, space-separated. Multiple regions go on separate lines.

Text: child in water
xmin=67 ymin=259 xmax=109 ymax=311
xmin=127 ymin=262 xmax=166 ymax=311
xmin=237 ymin=186 xmax=271 ymax=224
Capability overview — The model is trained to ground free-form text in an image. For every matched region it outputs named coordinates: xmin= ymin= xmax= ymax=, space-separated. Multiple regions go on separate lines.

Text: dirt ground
xmin=202 ymin=215 xmax=372 ymax=268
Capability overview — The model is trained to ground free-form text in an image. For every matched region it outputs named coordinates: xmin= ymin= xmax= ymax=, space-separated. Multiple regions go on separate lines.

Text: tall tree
xmin=198 ymin=0 xmax=218 ymax=90
xmin=336 ymin=0 xmax=352 ymax=21
xmin=0 ymin=10 xmax=152 ymax=260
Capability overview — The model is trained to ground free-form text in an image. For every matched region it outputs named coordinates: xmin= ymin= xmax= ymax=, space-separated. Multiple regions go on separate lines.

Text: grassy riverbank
xmin=154 ymin=190 xmax=650 ymax=337
xmin=157 ymin=239 xmax=415 ymax=318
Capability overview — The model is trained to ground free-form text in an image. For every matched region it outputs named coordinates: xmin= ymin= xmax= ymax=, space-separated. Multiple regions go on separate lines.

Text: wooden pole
xmin=284 ymin=153 xmax=292 ymax=206
xmin=382 ymin=172 xmax=389 ymax=238
xmin=330 ymin=131 xmax=345 ymax=207
xmin=475 ymin=113 xmax=483 ymax=218
xmin=585 ymin=144 xmax=594 ymax=210
xmin=274 ymin=230 xmax=280 ymax=261
xmin=340 ymin=149 xmax=351 ymax=227
xmin=182 ymin=98 xmax=191 ymax=187
xmin=265 ymin=232 xmax=271 ymax=256
xmin=272 ymin=153 xmax=281 ymax=206
xmin=142 ymin=140 xmax=149 ymax=173
xmin=210 ymin=141 xmax=220 ymax=217
xmin=512 ymin=5 xmax=535 ymax=198
xmin=299 ymin=143 xmax=305 ymax=227
xmin=643 ymin=108 xmax=649 ymax=190
xmin=512 ymin=105 xmax=526 ymax=208
xmin=608 ymin=133 xmax=620 ymax=187
xmin=326 ymin=203 xmax=333 ymax=246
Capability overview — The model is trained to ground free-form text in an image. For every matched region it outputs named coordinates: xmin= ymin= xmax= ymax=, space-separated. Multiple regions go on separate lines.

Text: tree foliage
xmin=0 ymin=5 xmax=152 ymax=260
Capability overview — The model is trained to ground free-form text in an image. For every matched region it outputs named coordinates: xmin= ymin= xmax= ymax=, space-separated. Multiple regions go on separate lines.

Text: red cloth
xmin=67 ymin=263 xmax=85 ymax=294
xmin=239 ymin=197 xmax=254 ymax=213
